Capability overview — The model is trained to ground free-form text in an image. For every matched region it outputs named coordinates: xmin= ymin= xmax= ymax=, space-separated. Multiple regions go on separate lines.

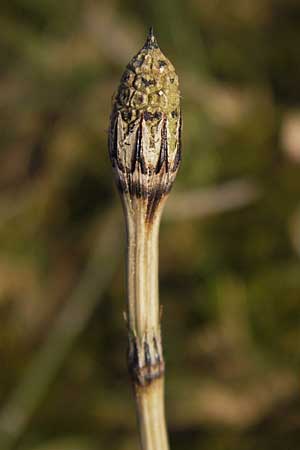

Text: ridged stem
xmin=126 ymin=203 xmax=160 ymax=338
xmin=124 ymin=200 xmax=169 ymax=450
xmin=135 ymin=379 xmax=169 ymax=450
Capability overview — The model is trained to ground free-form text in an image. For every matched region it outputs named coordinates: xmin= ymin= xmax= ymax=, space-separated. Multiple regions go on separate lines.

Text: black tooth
xmin=130 ymin=127 xmax=138 ymax=173
xmin=109 ymin=115 xmax=118 ymax=167
xmin=153 ymin=336 xmax=161 ymax=363
xmin=172 ymin=142 xmax=181 ymax=172
xmin=144 ymin=341 xmax=151 ymax=366
xmin=131 ymin=119 xmax=141 ymax=173
xmin=128 ymin=338 xmax=139 ymax=380
xmin=156 ymin=117 xmax=168 ymax=174
xmin=111 ymin=113 xmax=125 ymax=172
xmin=172 ymin=113 xmax=182 ymax=172
xmin=135 ymin=118 xmax=147 ymax=174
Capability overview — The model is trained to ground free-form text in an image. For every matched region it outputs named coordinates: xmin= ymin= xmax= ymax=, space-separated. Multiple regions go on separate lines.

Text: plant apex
xmin=143 ymin=26 xmax=159 ymax=49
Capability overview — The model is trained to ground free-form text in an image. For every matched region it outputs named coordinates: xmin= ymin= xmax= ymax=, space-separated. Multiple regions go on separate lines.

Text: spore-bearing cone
xmin=109 ymin=29 xmax=182 ymax=222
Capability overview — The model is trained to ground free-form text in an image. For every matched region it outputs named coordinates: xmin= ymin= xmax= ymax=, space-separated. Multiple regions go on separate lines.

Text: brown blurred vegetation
xmin=1 ymin=0 xmax=300 ymax=449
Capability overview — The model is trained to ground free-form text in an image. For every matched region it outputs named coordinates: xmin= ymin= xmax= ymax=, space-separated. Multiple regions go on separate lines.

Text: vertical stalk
xmin=108 ymin=28 xmax=182 ymax=450
xmin=126 ymin=202 xmax=169 ymax=450
xmin=126 ymin=203 xmax=161 ymax=339
xmin=135 ymin=378 xmax=168 ymax=450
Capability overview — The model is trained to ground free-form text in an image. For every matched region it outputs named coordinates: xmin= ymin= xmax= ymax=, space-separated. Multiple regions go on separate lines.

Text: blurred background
xmin=1 ymin=0 xmax=300 ymax=449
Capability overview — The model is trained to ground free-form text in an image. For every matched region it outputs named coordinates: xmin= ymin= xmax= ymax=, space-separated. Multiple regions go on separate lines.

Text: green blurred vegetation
xmin=1 ymin=0 xmax=300 ymax=449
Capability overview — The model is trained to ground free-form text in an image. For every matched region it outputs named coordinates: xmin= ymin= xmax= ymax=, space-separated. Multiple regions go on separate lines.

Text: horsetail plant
xmin=108 ymin=28 xmax=182 ymax=450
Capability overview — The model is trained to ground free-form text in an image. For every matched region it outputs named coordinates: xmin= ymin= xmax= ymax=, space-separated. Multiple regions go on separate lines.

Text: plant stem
xmin=126 ymin=203 xmax=160 ymax=338
xmin=125 ymin=200 xmax=168 ymax=450
xmin=135 ymin=378 xmax=169 ymax=450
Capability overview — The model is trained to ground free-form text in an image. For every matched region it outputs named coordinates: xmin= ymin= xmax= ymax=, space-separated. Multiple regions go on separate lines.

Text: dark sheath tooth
xmin=156 ymin=118 xmax=168 ymax=174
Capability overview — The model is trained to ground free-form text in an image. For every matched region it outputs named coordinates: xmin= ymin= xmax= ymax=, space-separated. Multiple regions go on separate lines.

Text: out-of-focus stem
xmin=0 ymin=209 xmax=121 ymax=450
